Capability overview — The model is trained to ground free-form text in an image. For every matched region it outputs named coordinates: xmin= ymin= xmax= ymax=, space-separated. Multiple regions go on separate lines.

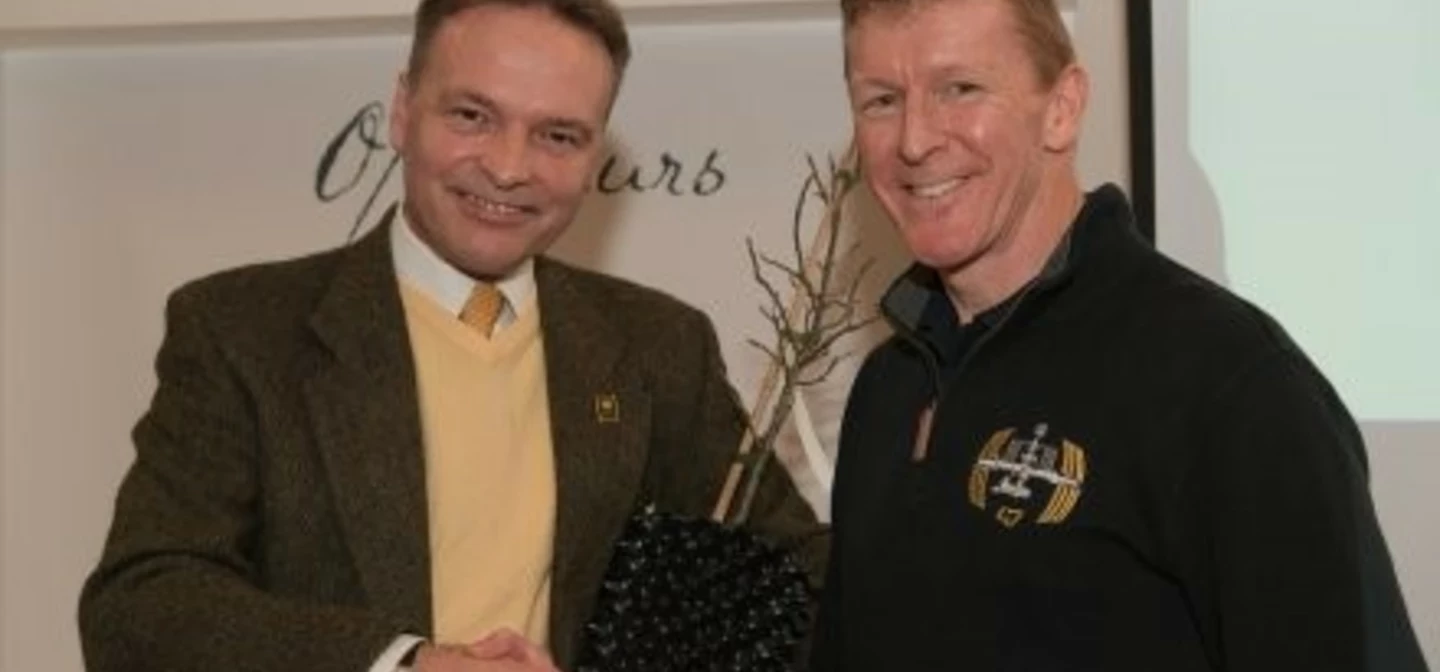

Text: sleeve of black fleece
xmin=1168 ymin=349 xmax=1428 ymax=672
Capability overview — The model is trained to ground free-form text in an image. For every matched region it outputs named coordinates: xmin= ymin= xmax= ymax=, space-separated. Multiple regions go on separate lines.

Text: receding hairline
xmin=840 ymin=0 xmax=1076 ymax=87
xmin=402 ymin=1 xmax=629 ymax=111
xmin=406 ymin=0 xmax=631 ymax=83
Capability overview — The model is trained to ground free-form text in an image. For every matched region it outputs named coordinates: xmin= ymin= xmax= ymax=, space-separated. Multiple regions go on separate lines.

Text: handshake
xmin=412 ymin=630 xmax=559 ymax=672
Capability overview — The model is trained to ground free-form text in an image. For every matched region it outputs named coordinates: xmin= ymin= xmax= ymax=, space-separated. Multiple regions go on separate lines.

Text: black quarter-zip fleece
xmin=811 ymin=185 xmax=1427 ymax=672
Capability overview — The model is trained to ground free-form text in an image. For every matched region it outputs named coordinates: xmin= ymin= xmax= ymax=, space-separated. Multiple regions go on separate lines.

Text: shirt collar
xmin=390 ymin=206 xmax=535 ymax=318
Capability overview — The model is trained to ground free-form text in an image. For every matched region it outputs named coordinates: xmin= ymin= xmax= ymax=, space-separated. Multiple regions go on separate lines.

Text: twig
xmin=716 ymin=146 xmax=879 ymax=525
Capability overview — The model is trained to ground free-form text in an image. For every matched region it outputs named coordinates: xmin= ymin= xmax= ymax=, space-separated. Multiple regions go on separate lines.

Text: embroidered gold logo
xmin=968 ymin=423 xmax=1086 ymax=527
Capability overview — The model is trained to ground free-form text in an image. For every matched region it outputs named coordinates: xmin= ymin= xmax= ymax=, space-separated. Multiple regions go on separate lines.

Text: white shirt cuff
xmin=370 ymin=634 xmax=426 ymax=672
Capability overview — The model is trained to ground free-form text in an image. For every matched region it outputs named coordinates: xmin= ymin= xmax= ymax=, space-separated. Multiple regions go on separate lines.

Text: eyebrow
xmin=445 ymin=89 xmax=596 ymax=140
xmin=539 ymin=117 xmax=596 ymax=142
xmin=847 ymin=74 xmax=900 ymax=90
xmin=929 ymin=64 xmax=986 ymax=80
xmin=848 ymin=63 xmax=986 ymax=88
xmin=444 ymin=89 xmax=491 ymax=107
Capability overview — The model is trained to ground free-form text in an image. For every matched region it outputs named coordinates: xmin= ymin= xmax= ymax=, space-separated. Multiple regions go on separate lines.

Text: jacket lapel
xmin=298 ymin=244 xmax=652 ymax=652
xmin=536 ymin=258 xmax=652 ymax=665
xmin=304 ymin=221 xmax=432 ymax=634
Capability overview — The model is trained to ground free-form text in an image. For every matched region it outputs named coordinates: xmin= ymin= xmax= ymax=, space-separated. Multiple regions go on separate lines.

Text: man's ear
xmin=1043 ymin=63 xmax=1089 ymax=153
xmin=389 ymin=71 xmax=412 ymax=153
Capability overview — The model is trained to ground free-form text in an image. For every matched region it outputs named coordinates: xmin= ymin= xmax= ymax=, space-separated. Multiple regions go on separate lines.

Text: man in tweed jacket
xmin=77 ymin=0 xmax=825 ymax=670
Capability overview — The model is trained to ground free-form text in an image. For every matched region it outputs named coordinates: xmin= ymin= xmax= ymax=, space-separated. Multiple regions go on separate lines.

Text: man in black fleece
xmin=810 ymin=0 xmax=1429 ymax=670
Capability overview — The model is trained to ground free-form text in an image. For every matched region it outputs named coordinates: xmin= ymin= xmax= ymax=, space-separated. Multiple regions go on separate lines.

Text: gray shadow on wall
xmin=1154 ymin=0 xmax=1228 ymax=285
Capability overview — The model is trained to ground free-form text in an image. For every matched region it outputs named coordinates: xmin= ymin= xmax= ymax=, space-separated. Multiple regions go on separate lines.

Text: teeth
xmin=909 ymin=178 xmax=962 ymax=199
xmin=462 ymin=192 xmax=526 ymax=215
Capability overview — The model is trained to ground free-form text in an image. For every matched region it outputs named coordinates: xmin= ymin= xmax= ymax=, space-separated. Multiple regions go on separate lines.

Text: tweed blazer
xmin=79 ymin=222 xmax=826 ymax=672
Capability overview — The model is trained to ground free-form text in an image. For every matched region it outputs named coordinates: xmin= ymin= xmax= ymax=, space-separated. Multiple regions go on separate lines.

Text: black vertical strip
xmin=1125 ymin=0 xmax=1156 ymax=244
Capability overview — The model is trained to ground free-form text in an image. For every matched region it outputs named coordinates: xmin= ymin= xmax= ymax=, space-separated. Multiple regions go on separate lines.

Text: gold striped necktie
xmin=459 ymin=283 xmax=504 ymax=338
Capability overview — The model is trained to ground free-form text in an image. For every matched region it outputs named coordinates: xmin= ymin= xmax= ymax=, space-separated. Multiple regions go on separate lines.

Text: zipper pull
xmin=911 ymin=400 xmax=937 ymax=462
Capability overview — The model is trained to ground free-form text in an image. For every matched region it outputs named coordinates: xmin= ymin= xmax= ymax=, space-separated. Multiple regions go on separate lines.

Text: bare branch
xmin=727 ymin=148 xmax=879 ymax=525
xmin=791 ymin=166 xmax=820 ymax=271
xmin=756 ymin=249 xmax=800 ymax=281
xmin=806 ymin=318 xmax=879 ymax=364
xmin=746 ymin=338 xmax=783 ymax=366
xmin=746 ymin=238 xmax=788 ymax=321
xmin=805 ymin=154 xmax=830 ymax=206
xmin=796 ymin=356 xmax=845 ymax=388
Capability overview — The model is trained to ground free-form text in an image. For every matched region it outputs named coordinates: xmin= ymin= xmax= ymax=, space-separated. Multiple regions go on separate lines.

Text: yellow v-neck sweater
xmin=399 ymin=282 xmax=556 ymax=648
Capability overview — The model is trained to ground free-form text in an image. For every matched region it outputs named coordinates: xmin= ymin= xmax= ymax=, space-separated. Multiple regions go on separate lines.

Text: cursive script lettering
xmin=316 ymin=103 xmax=730 ymax=241
xmin=597 ymin=149 xmax=727 ymax=197
xmin=315 ymin=102 xmax=401 ymax=241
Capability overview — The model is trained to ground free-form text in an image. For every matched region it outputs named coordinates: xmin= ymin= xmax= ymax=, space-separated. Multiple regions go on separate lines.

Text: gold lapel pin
xmin=594 ymin=393 xmax=621 ymax=424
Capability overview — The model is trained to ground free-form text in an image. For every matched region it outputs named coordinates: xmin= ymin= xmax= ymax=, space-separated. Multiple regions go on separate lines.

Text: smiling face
xmin=845 ymin=0 xmax=1084 ymax=286
xmin=389 ymin=3 xmax=615 ymax=279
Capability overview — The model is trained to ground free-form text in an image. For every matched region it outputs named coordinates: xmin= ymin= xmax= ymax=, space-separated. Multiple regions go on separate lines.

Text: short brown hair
xmin=406 ymin=0 xmax=631 ymax=81
xmin=841 ymin=0 xmax=1075 ymax=86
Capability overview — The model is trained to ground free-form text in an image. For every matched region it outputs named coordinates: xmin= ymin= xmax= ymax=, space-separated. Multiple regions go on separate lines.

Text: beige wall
xmin=0 ymin=0 xmax=820 ymax=31
xmin=0 ymin=59 xmax=7 ymax=659
xmin=1075 ymin=0 xmax=1130 ymax=192
xmin=0 ymin=0 xmax=1131 ymax=193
